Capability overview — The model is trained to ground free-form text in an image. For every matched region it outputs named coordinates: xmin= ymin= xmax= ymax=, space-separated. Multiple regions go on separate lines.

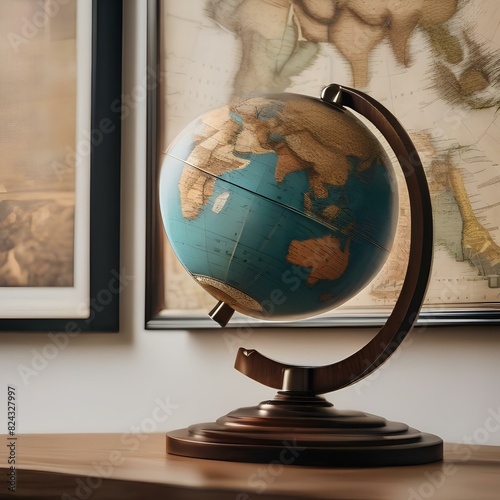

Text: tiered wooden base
xmin=167 ymin=392 xmax=443 ymax=466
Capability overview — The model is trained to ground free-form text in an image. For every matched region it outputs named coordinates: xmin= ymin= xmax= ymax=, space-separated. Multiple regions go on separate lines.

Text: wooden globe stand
xmin=168 ymin=391 xmax=442 ymax=467
xmin=166 ymin=84 xmax=443 ymax=466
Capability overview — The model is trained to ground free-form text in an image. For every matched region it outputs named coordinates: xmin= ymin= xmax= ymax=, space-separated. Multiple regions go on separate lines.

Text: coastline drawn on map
xmin=158 ymin=0 xmax=500 ymax=317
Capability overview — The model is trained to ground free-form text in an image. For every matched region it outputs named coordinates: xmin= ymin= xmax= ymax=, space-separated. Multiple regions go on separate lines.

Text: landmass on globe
xmin=177 ymin=96 xmax=384 ymax=223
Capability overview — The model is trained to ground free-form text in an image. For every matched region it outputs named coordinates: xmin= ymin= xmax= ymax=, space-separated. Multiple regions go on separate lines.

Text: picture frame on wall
xmin=146 ymin=0 xmax=500 ymax=329
xmin=0 ymin=0 xmax=122 ymax=332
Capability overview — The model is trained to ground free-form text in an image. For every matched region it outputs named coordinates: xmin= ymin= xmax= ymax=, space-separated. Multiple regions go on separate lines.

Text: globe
xmin=163 ymin=86 xmax=441 ymax=468
xmin=159 ymin=92 xmax=398 ymax=321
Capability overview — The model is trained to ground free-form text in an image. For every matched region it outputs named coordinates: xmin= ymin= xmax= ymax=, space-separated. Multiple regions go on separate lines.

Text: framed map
xmin=146 ymin=0 xmax=500 ymax=328
xmin=0 ymin=0 xmax=122 ymax=331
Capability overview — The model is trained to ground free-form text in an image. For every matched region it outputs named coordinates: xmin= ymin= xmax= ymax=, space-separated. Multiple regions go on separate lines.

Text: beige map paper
xmin=159 ymin=0 xmax=500 ymax=318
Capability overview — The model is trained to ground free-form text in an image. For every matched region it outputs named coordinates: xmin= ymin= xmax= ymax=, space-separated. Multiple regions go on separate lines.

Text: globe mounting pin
xmin=321 ymin=83 xmax=345 ymax=107
xmin=209 ymin=301 xmax=235 ymax=327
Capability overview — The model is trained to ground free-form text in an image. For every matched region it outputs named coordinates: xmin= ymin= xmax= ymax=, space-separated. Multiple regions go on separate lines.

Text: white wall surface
xmin=1 ymin=1 xmax=500 ymax=449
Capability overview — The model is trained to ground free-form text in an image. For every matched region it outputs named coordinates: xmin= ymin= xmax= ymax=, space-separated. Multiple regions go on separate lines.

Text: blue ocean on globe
xmin=160 ymin=93 xmax=398 ymax=321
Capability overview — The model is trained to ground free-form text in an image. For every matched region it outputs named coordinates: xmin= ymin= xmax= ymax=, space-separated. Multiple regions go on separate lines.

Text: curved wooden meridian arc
xmin=235 ymin=84 xmax=433 ymax=395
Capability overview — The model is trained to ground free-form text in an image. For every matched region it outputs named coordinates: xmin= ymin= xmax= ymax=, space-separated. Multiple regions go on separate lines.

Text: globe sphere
xmin=160 ymin=93 xmax=398 ymax=321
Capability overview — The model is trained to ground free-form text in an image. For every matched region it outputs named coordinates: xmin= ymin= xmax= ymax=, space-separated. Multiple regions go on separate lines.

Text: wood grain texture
xmin=1 ymin=434 xmax=499 ymax=499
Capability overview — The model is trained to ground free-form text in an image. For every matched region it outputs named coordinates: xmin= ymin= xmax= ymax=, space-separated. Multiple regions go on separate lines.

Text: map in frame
xmin=157 ymin=0 xmax=500 ymax=322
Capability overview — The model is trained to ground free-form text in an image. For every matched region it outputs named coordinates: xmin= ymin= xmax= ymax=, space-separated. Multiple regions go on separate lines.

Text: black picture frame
xmin=145 ymin=0 xmax=164 ymax=329
xmin=0 ymin=0 xmax=122 ymax=332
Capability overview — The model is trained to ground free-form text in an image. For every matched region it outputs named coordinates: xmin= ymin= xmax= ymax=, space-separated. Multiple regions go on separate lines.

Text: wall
xmin=1 ymin=1 xmax=500 ymax=449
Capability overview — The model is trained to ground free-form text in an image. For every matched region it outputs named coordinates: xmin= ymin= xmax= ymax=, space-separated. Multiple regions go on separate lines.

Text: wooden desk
xmin=1 ymin=434 xmax=499 ymax=499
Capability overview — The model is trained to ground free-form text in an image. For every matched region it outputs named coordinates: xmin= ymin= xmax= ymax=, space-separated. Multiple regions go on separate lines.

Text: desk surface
xmin=1 ymin=434 xmax=499 ymax=499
